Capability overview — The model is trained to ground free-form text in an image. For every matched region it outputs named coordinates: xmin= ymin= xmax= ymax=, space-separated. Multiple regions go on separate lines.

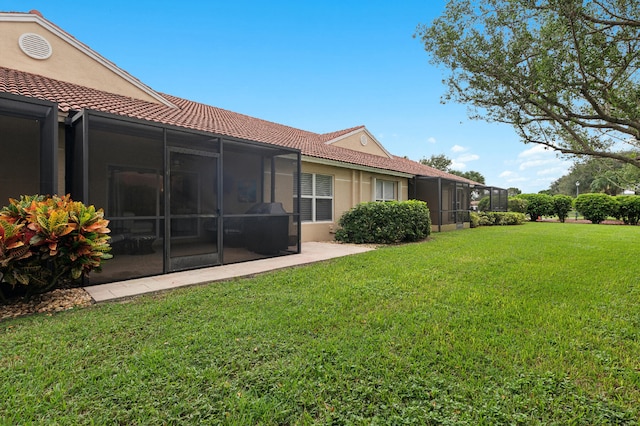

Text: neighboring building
xmin=0 ymin=10 xmax=494 ymax=284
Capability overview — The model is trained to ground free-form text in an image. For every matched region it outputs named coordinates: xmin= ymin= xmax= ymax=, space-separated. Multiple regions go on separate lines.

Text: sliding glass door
xmin=167 ymin=148 xmax=219 ymax=271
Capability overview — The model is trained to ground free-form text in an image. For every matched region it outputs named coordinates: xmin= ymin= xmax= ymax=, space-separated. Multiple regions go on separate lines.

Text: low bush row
xmin=470 ymin=211 xmax=526 ymax=227
xmin=617 ymin=195 xmax=640 ymax=225
xmin=511 ymin=193 xmax=640 ymax=224
xmin=335 ymin=200 xmax=431 ymax=244
xmin=575 ymin=193 xmax=640 ymax=224
xmin=511 ymin=193 xmax=571 ymax=222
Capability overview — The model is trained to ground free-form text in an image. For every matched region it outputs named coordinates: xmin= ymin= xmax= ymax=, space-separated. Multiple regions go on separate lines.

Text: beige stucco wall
xmin=328 ymin=130 xmax=390 ymax=158
xmin=301 ymin=161 xmax=409 ymax=242
xmin=0 ymin=21 xmax=162 ymax=104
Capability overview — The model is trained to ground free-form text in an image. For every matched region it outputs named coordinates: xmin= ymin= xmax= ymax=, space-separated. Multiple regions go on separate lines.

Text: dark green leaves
xmin=417 ymin=0 xmax=640 ymax=167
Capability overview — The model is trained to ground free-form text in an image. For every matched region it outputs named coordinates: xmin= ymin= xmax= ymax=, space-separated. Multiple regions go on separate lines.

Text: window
xmin=375 ymin=179 xmax=396 ymax=201
xmin=301 ymin=173 xmax=333 ymax=222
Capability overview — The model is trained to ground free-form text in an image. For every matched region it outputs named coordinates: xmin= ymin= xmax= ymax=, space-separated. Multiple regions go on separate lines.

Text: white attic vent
xmin=18 ymin=33 xmax=53 ymax=60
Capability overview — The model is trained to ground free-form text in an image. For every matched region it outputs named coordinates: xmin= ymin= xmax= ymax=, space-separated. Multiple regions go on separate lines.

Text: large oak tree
xmin=416 ymin=0 xmax=640 ymax=168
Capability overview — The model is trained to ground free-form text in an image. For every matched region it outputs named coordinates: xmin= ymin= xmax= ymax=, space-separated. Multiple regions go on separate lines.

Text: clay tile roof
xmin=317 ymin=126 xmax=365 ymax=143
xmin=0 ymin=66 xmax=478 ymax=185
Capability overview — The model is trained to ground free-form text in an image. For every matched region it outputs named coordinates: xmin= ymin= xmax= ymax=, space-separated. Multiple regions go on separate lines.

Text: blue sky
xmin=4 ymin=1 xmax=574 ymax=193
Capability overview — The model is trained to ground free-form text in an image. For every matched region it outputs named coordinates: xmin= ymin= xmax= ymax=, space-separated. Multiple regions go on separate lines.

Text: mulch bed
xmin=1 ymin=288 xmax=94 ymax=321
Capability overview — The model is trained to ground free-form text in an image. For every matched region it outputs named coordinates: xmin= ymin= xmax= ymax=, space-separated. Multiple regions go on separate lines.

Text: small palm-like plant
xmin=0 ymin=194 xmax=112 ymax=300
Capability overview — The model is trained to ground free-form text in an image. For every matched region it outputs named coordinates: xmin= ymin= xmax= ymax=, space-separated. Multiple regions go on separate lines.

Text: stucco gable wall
xmin=0 ymin=21 xmax=162 ymax=104
xmin=328 ymin=130 xmax=390 ymax=158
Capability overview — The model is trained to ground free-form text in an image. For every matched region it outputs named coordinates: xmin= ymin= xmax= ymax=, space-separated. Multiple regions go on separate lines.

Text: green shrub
xmin=515 ymin=193 xmax=554 ymax=221
xmin=552 ymin=194 xmax=574 ymax=223
xmin=478 ymin=196 xmax=490 ymax=212
xmin=470 ymin=211 xmax=480 ymax=228
xmin=471 ymin=211 xmax=526 ymax=227
xmin=507 ymin=197 xmax=528 ymax=213
xmin=615 ymin=195 xmax=640 ymax=225
xmin=335 ymin=200 xmax=431 ymax=244
xmin=0 ymin=194 xmax=112 ymax=299
xmin=574 ymin=193 xmax=618 ymax=224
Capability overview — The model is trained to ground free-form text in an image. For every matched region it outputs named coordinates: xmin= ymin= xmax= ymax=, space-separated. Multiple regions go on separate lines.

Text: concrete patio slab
xmin=84 ymin=242 xmax=374 ymax=303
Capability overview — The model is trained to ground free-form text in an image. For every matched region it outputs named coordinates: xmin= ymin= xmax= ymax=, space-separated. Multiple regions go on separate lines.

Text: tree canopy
xmin=420 ymin=154 xmax=486 ymax=183
xmin=416 ymin=0 xmax=640 ymax=168
xmin=420 ymin=154 xmax=452 ymax=171
xmin=549 ymin=155 xmax=640 ymax=195
xmin=507 ymin=187 xmax=522 ymax=196
xmin=449 ymin=169 xmax=486 ymax=184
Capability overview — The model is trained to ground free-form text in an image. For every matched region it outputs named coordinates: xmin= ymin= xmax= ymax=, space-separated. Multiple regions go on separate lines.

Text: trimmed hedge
xmin=615 ymin=195 xmax=640 ymax=225
xmin=515 ymin=193 xmax=554 ymax=221
xmin=335 ymin=200 xmax=431 ymax=244
xmin=552 ymin=194 xmax=574 ymax=223
xmin=507 ymin=197 xmax=528 ymax=213
xmin=470 ymin=211 xmax=526 ymax=227
xmin=574 ymin=193 xmax=618 ymax=224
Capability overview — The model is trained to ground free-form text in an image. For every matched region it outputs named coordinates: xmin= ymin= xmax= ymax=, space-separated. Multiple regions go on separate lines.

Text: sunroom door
xmin=168 ymin=148 xmax=219 ymax=271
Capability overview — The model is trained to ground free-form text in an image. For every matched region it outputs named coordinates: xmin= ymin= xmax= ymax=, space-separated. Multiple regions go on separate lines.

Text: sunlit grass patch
xmin=1 ymin=222 xmax=639 ymax=424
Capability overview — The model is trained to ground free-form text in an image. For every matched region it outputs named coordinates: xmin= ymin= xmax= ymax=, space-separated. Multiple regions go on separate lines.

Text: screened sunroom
xmin=0 ymin=93 xmax=301 ymax=285
xmin=0 ymin=93 xmax=58 ymax=203
xmin=476 ymin=186 xmax=509 ymax=212
xmin=71 ymin=110 xmax=301 ymax=284
xmin=410 ymin=176 xmax=473 ymax=232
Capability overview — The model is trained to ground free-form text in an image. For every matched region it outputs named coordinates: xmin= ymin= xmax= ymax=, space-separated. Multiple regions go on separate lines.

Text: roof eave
xmin=302 ymin=155 xmax=414 ymax=178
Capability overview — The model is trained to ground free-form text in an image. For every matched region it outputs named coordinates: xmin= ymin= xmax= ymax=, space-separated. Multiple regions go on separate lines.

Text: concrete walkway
xmin=84 ymin=242 xmax=374 ymax=302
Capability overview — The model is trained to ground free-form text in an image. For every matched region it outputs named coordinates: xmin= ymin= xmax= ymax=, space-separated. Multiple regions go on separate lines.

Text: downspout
xmin=352 ymin=169 xmax=357 ymax=206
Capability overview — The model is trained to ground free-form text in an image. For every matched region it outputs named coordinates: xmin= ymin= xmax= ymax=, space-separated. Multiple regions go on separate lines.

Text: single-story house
xmin=0 ymin=10 xmax=505 ymax=284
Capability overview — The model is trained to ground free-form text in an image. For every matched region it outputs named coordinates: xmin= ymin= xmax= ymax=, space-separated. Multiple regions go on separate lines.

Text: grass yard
xmin=1 ymin=222 xmax=639 ymax=424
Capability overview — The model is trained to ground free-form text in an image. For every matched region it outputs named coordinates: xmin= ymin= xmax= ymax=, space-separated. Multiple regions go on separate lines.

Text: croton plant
xmin=0 ymin=194 xmax=112 ymax=299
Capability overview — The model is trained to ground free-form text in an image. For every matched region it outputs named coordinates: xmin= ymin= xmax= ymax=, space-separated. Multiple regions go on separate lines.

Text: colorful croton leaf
xmin=0 ymin=194 xmax=112 ymax=299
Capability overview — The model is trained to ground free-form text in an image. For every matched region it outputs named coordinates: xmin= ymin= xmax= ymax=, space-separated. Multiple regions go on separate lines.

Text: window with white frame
xmin=375 ymin=179 xmax=396 ymax=201
xmin=300 ymin=173 xmax=333 ymax=222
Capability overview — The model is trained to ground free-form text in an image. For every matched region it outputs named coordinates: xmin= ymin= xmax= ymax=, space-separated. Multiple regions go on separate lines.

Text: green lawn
xmin=2 ymin=223 xmax=639 ymax=424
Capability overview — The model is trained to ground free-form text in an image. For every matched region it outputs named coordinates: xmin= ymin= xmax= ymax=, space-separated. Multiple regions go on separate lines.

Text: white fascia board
xmin=0 ymin=12 xmax=177 ymax=109
xmin=302 ymin=155 xmax=414 ymax=178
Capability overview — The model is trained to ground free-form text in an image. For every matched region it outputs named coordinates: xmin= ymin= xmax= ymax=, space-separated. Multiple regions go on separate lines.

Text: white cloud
xmin=427 ymin=136 xmax=437 ymax=144
xmin=449 ymin=147 xmax=479 ymax=171
xmin=518 ymin=144 xmax=550 ymax=158
xmin=497 ymin=144 xmax=574 ymax=192
xmin=501 ymin=172 xmax=528 ymax=184
xmin=450 ymin=160 xmax=466 ymax=170
xmin=457 ymin=153 xmax=480 ymax=162
xmin=507 ymin=176 xmax=528 ymax=183
xmin=519 ymin=158 xmax=558 ymax=170
xmin=537 ymin=166 xmax=568 ymax=176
